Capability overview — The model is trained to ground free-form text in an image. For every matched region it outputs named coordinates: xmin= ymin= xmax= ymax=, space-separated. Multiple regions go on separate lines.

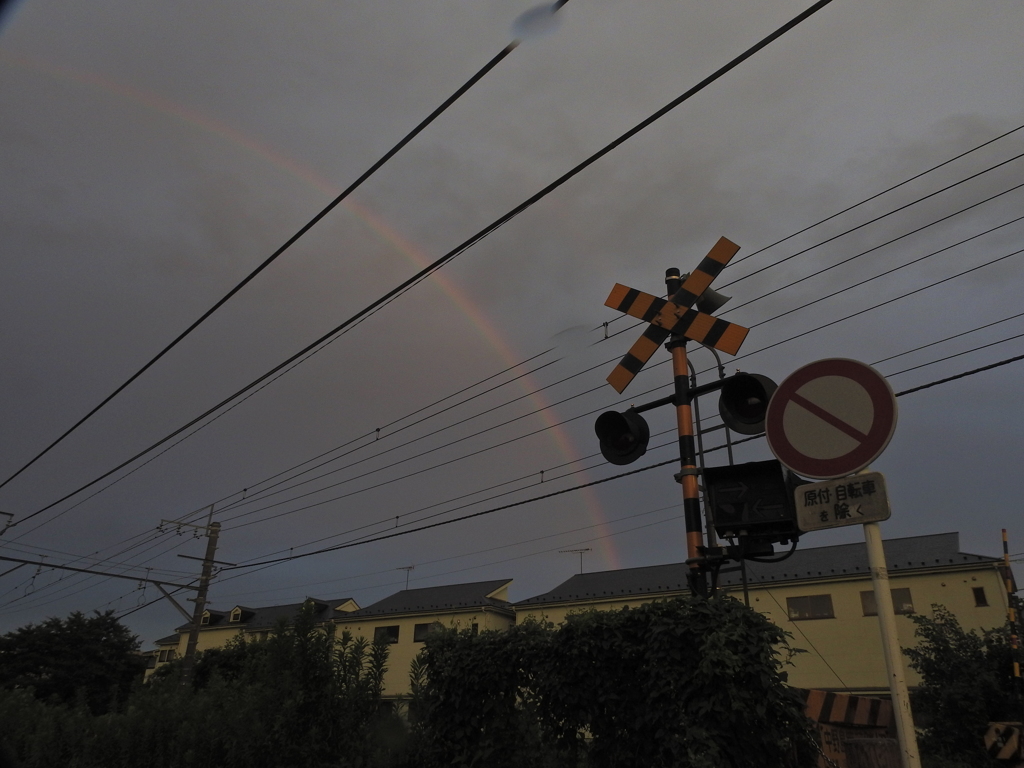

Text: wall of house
xmin=734 ymin=564 xmax=1007 ymax=693
xmin=336 ymin=609 xmax=515 ymax=697
xmin=515 ymin=564 xmax=1007 ymax=694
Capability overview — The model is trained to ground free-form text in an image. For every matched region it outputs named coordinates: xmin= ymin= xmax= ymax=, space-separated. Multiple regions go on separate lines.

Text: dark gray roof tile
xmin=516 ymin=532 xmax=998 ymax=606
xmin=348 ymin=579 xmax=513 ymax=618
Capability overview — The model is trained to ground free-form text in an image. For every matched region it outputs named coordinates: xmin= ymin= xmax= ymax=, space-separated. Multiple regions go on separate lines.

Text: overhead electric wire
xmin=718 ymin=151 xmax=1024 ymax=290
xmin=218 ymin=503 xmax=685 ymax=602
xmin=46 ymin=190 xmax=1006 ymax=539
xmin=884 ymin=331 xmax=1024 ymax=377
xmin=597 ymin=121 xmax=1024 ymax=333
xmin=215 ymin=351 xmax=577 ymax=514
xmin=217 ymin=218 xmax=1024 ymax=531
xmin=220 ymin=502 xmax=680 ymax=598
xmin=8 ymin=0 xmax=838 ymax=532
xmin=0 ymin=9 xmax=575 ymax=494
xmin=871 ymin=310 xmax=1024 ymax=366
xmin=893 ymin=352 xmax=1024 ymax=397
xmin=722 ymin=186 xmax=1024 ymax=316
xmin=220 ymin=349 xmax=1024 ymax=576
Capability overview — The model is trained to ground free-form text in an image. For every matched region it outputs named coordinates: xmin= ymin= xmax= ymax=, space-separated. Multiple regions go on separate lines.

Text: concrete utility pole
xmin=179 ymin=512 xmax=221 ymax=687
xmin=864 ymin=521 xmax=921 ymax=768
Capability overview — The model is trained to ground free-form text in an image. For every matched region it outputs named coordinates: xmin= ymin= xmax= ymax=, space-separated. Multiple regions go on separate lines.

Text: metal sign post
xmin=864 ymin=519 xmax=922 ymax=768
xmin=768 ymin=362 xmax=920 ymax=768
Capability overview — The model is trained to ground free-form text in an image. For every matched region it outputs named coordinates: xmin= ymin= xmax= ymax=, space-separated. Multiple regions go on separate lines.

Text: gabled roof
xmin=721 ymin=531 xmax=998 ymax=587
xmin=154 ymin=633 xmax=180 ymax=646
xmin=348 ymin=579 xmax=514 ymax=618
xmin=517 ymin=532 xmax=999 ymax=606
xmin=177 ymin=597 xmax=357 ymax=632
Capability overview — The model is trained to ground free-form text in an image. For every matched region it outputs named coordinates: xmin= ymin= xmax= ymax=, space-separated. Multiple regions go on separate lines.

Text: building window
xmin=973 ymin=587 xmax=988 ymax=607
xmin=471 ymin=623 xmax=479 ymax=636
xmin=373 ymin=625 xmax=400 ymax=644
xmin=200 ymin=614 xmax=210 ymax=625
xmin=230 ymin=609 xmax=241 ymax=622
xmin=786 ymin=594 xmax=834 ymax=621
xmin=860 ymin=588 xmax=914 ymax=616
xmin=413 ymin=622 xmax=443 ymax=642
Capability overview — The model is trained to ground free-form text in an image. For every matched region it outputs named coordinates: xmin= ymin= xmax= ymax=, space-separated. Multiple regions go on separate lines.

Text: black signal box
xmin=704 ymin=459 xmax=803 ymax=544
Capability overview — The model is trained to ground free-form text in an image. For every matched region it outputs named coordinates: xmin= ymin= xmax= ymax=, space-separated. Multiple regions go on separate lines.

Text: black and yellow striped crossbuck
xmin=604 ymin=237 xmax=749 ymax=393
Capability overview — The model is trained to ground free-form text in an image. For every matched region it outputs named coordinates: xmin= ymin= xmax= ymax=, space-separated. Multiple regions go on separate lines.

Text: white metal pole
xmin=864 ymin=520 xmax=921 ymax=768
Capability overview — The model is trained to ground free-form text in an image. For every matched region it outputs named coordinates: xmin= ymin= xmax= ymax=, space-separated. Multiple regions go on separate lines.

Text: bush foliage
xmin=1 ymin=605 xmax=399 ymax=768
xmin=2 ymin=597 xmax=820 ymax=767
xmin=411 ymin=595 xmax=817 ymax=768
xmin=903 ymin=604 xmax=1019 ymax=768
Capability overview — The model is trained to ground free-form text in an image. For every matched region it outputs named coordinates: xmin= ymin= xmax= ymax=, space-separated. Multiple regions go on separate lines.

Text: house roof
xmin=176 ymin=597 xmax=357 ymax=633
xmin=154 ymin=634 xmax=180 ymax=646
xmin=517 ymin=532 xmax=999 ymax=606
xmin=348 ymin=579 xmax=514 ymax=618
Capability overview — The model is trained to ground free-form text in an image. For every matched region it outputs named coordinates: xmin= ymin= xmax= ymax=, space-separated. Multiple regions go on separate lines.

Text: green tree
xmin=903 ymin=604 xmax=1018 ymax=768
xmin=0 ymin=609 xmax=143 ymax=714
xmin=411 ymin=595 xmax=816 ymax=768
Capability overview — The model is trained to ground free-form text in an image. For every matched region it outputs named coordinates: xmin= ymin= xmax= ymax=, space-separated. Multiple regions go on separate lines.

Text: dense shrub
xmin=411 ymin=595 xmax=817 ymax=768
xmin=904 ymin=605 xmax=1019 ymax=768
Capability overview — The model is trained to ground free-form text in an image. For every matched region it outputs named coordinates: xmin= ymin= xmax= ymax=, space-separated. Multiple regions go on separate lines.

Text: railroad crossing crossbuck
xmin=604 ymin=236 xmax=750 ymax=393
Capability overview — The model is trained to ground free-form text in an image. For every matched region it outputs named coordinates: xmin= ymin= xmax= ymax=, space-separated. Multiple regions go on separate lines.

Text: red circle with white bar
xmin=765 ymin=358 xmax=897 ymax=480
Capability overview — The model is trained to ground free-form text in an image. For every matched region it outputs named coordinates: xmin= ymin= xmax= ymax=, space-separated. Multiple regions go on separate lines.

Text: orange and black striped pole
xmin=666 ymin=268 xmax=707 ymax=597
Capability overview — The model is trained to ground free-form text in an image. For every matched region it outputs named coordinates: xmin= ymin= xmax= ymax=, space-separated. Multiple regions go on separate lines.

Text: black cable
xmin=220 ymin=434 xmax=764 ymax=571
xmin=8 ymin=0 xmax=837 ymax=531
xmin=215 ymin=351 xmax=572 ymax=514
xmin=0 ymin=17 xmax=567 ymax=493
xmin=219 ymin=229 xmax=1024 ymax=532
xmin=223 ymin=348 xmax=557 ymax=504
xmin=719 ymin=151 xmax=1024 ymax=289
xmin=723 ymin=188 xmax=1024 ymax=316
xmin=885 ymin=331 xmax=1024 ymax=377
xmin=871 ymin=311 xmax=1024 ymax=366
xmin=893 ymin=352 xmax=1024 ymax=397
xmin=727 ymin=123 xmax=1024 ymax=268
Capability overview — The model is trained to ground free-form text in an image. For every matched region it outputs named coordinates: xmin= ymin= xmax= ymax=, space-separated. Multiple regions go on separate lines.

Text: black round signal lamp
xmin=718 ymin=373 xmax=777 ymax=435
xmin=594 ymin=408 xmax=650 ymax=465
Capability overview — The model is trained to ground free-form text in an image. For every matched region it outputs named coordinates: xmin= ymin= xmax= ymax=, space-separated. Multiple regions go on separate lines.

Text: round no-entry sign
xmin=765 ymin=358 xmax=897 ymax=480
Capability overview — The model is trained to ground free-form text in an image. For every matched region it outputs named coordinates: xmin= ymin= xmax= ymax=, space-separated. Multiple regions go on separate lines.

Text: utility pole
xmin=176 ymin=508 xmax=221 ymax=687
xmin=1003 ymin=529 xmax=1023 ymax=723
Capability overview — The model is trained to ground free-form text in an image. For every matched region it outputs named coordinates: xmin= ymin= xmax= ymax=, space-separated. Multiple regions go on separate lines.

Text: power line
xmin=724 ymin=187 xmax=1024 ymax=316
xmin=208 ymin=226 xmax=1024 ymax=532
xmin=0 ymin=13 xmax=571 ymax=494
xmin=726 ymin=123 xmax=1024 ymax=269
xmin=893 ymin=352 xmax=1024 ymax=397
xmin=7 ymin=0 xmax=838 ymax=532
xmin=872 ymin=311 xmax=1024 ymax=366
xmin=219 ymin=349 xmax=1024 ymax=574
xmin=719 ymin=151 xmax=1024 ymax=289
xmin=885 ymin=331 xmax=1024 ymax=378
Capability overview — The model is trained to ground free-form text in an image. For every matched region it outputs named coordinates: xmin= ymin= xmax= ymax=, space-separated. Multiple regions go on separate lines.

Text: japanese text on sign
xmin=796 ymin=472 xmax=890 ymax=533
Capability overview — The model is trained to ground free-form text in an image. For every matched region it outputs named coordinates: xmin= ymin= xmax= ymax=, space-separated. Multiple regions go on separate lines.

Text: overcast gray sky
xmin=1 ymin=0 xmax=1022 ymax=646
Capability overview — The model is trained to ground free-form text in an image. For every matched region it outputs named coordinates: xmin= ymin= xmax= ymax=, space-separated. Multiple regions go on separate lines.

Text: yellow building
xmin=515 ymin=532 xmax=1011 ymax=694
xmin=336 ymin=579 xmax=516 ymax=697
xmin=147 ymin=532 xmax=1012 ymax=696
xmin=146 ymin=596 xmax=359 ymax=679
xmin=145 ymin=581 xmax=516 ymax=695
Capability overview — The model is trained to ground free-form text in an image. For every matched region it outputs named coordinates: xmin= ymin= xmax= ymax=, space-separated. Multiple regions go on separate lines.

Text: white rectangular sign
xmin=796 ymin=472 xmax=890 ymax=532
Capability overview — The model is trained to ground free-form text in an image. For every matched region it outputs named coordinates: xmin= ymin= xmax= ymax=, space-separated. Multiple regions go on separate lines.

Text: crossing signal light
xmin=718 ymin=373 xmax=777 ymax=435
xmin=594 ymin=408 xmax=650 ymax=465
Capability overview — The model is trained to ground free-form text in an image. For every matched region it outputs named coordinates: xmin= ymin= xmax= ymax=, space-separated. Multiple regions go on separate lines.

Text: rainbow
xmin=3 ymin=51 xmax=624 ymax=569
